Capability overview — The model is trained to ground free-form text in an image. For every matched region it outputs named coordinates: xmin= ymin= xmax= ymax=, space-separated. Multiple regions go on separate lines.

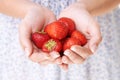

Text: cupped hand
xmin=19 ymin=6 xmax=62 ymax=65
xmin=59 ymin=3 xmax=102 ymax=64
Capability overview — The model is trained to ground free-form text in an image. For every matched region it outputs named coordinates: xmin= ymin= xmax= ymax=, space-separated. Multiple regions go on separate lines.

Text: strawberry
xmin=58 ymin=17 xmax=75 ymax=36
xmin=45 ymin=21 xmax=68 ymax=40
xmin=42 ymin=39 xmax=62 ymax=53
xmin=32 ymin=32 xmax=50 ymax=49
xmin=71 ymin=30 xmax=87 ymax=46
xmin=63 ymin=37 xmax=81 ymax=51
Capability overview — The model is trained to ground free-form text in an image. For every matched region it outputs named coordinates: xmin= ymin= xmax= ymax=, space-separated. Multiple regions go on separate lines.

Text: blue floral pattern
xmin=0 ymin=0 xmax=120 ymax=80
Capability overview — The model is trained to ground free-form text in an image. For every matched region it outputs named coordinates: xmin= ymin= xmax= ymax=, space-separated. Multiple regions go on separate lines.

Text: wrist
xmin=75 ymin=1 xmax=92 ymax=13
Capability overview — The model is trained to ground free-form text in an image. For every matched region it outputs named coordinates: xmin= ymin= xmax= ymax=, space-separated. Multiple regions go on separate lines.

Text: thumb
xmin=19 ymin=21 xmax=33 ymax=57
xmin=88 ymin=22 xmax=102 ymax=53
xmin=89 ymin=36 xmax=102 ymax=53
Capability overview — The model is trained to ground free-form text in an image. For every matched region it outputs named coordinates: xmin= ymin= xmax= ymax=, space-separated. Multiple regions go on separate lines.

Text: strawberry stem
xmin=45 ymin=39 xmax=56 ymax=51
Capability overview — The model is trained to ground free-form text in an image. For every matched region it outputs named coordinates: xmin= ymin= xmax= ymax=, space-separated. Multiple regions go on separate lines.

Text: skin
xmin=59 ymin=0 xmax=120 ymax=69
xmin=0 ymin=0 xmax=62 ymax=65
xmin=0 ymin=0 xmax=120 ymax=70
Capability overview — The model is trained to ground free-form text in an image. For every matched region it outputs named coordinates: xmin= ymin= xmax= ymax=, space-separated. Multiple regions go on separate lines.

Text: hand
xmin=59 ymin=3 xmax=102 ymax=64
xmin=19 ymin=6 xmax=62 ymax=65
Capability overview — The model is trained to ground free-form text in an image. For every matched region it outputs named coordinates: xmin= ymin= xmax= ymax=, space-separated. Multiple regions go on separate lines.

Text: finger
xmin=29 ymin=50 xmax=51 ymax=63
xmin=50 ymin=51 xmax=60 ymax=59
xmin=38 ymin=56 xmax=61 ymax=65
xmin=39 ymin=56 xmax=62 ymax=65
xmin=54 ymin=57 xmax=62 ymax=64
xmin=88 ymin=20 xmax=102 ymax=53
xmin=62 ymin=55 xmax=73 ymax=64
xmin=64 ymin=49 xmax=85 ymax=64
xmin=71 ymin=45 xmax=92 ymax=59
xmin=59 ymin=63 xmax=68 ymax=71
xmin=19 ymin=21 xmax=33 ymax=57
xmin=39 ymin=60 xmax=54 ymax=65
xmin=49 ymin=51 xmax=61 ymax=64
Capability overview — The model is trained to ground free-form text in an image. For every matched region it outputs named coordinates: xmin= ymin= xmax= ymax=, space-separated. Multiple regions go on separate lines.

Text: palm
xmin=19 ymin=7 xmax=60 ymax=64
xmin=59 ymin=4 xmax=100 ymax=50
xmin=59 ymin=3 xmax=101 ymax=64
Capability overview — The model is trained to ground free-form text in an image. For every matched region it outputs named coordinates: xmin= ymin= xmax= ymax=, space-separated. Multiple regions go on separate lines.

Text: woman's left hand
xmin=59 ymin=2 xmax=102 ymax=65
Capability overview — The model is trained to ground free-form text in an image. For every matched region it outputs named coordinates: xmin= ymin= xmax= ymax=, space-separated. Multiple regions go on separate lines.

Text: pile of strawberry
xmin=32 ymin=17 xmax=87 ymax=54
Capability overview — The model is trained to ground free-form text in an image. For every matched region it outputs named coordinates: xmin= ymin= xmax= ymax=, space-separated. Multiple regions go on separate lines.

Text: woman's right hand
xmin=19 ymin=6 xmax=62 ymax=65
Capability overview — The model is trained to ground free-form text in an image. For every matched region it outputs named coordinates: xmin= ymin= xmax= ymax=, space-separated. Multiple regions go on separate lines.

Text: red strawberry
xmin=63 ymin=37 xmax=81 ymax=51
xmin=58 ymin=17 xmax=75 ymax=36
xmin=42 ymin=39 xmax=62 ymax=53
xmin=32 ymin=32 xmax=50 ymax=49
xmin=45 ymin=21 xmax=68 ymax=40
xmin=71 ymin=30 xmax=87 ymax=46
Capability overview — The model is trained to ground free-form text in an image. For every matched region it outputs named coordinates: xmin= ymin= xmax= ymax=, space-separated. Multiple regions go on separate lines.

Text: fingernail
xmin=25 ymin=48 xmax=30 ymax=57
xmin=50 ymin=51 xmax=60 ymax=58
xmin=71 ymin=46 xmax=76 ymax=51
xmin=91 ymin=45 xmax=97 ymax=53
xmin=62 ymin=58 xmax=67 ymax=64
xmin=64 ymin=50 xmax=70 ymax=56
